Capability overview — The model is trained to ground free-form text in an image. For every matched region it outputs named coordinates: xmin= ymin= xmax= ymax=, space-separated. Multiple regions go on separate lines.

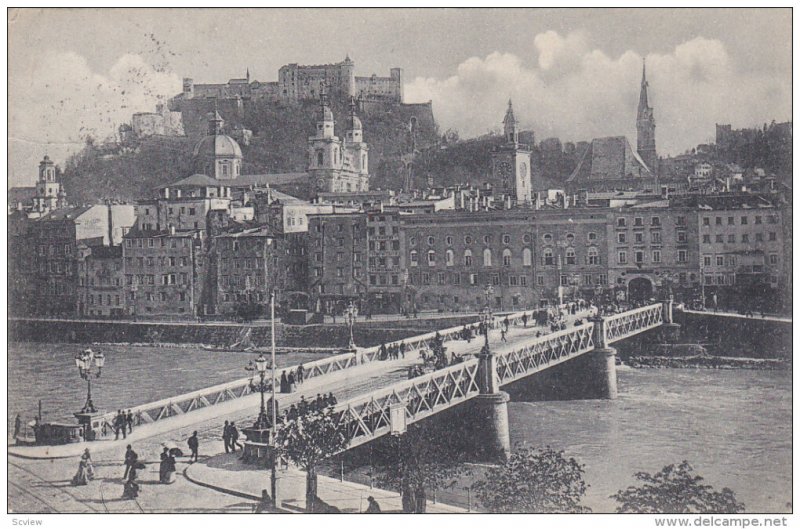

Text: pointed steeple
xmin=246 ymin=67 xmax=250 ymax=83
xmin=503 ymin=99 xmax=519 ymax=144
xmin=638 ymin=58 xmax=650 ymax=112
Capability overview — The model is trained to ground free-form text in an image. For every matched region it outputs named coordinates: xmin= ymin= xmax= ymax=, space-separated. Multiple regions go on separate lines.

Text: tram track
xmin=8 ymin=459 xmax=102 ymax=513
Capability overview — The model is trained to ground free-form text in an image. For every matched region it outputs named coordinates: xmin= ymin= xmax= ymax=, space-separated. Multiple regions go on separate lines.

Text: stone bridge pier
xmin=660 ymin=298 xmax=681 ymax=343
xmin=467 ymin=340 xmax=511 ymax=463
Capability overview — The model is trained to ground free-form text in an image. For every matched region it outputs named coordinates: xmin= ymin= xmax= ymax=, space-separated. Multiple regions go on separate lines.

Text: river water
xmin=8 ymin=343 xmax=791 ymax=513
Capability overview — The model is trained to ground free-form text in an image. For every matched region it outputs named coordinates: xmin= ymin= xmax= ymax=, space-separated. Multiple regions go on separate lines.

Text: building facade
xmin=78 ymin=245 xmax=125 ymax=318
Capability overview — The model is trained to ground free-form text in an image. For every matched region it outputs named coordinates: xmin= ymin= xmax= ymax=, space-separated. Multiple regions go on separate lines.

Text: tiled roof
xmin=567 ymin=136 xmax=653 ymax=183
xmin=159 ymin=173 xmax=227 ymax=189
xmin=232 ymin=172 xmax=309 ymax=187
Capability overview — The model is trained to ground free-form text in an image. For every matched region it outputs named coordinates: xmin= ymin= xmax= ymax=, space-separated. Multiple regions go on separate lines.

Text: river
xmin=7 ymin=343 xmax=791 ymax=513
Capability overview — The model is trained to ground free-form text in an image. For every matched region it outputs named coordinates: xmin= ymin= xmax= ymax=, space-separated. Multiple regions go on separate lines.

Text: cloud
xmin=9 ymin=51 xmax=180 ymax=185
xmin=404 ymin=33 xmax=790 ymax=156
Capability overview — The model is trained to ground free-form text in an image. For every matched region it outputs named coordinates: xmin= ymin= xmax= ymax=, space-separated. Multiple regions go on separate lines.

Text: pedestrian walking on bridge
xmin=123 ymin=444 xmax=138 ymax=479
xmin=222 ymin=420 xmax=231 ymax=453
xmin=187 ymin=431 xmax=199 ymax=462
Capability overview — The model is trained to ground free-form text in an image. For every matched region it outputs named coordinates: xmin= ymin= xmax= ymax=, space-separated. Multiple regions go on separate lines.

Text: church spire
xmin=636 ymin=58 xmax=657 ymax=174
xmin=503 ymin=99 xmax=519 ymax=144
xmin=638 ymin=58 xmax=650 ymax=112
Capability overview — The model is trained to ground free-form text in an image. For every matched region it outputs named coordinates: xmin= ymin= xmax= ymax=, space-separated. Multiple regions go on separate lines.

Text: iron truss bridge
xmin=331 ymin=303 xmax=665 ymax=449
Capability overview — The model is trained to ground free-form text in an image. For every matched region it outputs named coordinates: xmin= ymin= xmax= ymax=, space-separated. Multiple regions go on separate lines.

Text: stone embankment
xmin=626 ymin=354 xmax=789 ymax=370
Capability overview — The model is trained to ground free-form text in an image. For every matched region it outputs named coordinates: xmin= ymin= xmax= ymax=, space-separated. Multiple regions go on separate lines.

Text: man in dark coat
xmin=126 ymin=410 xmax=134 ymax=434
xmin=123 ymin=444 xmax=138 ymax=479
xmin=187 ymin=431 xmax=199 ymax=462
xmin=229 ymin=422 xmax=242 ymax=451
xmin=222 ymin=420 xmax=231 ymax=453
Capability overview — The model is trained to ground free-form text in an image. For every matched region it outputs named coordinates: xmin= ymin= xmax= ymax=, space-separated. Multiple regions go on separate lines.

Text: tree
xmin=371 ymin=421 xmax=468 ymax=513
xmin=473 ymin=445 xmax=590 ymax=513
xmin=612 ymin=460 xmax=745 ymax=514
xmin=274 ymin=408 xmax=349 ymax=513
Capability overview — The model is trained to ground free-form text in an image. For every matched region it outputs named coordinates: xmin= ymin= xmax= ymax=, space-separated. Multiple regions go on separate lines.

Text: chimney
xmin=107 ymin=204 xmax=114 ymax=246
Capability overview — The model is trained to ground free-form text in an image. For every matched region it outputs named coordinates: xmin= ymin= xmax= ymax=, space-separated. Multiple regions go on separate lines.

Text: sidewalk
xmin=185 ymin=452 xmax=467 ymax=513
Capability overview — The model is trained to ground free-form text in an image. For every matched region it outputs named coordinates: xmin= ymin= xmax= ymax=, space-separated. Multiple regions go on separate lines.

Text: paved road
xmin=8 ymin=311 xmax=586 ymax=513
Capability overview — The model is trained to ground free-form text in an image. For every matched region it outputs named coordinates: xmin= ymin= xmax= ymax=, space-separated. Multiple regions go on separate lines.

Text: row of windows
xmin=617 ymin=250 xmax=686 ymax=264
xmin=220 ymin=258 xmax=265 ymax=270
xmin=222 ymin=292 xmax=266 ymax=302
xmin=409 ymin=271 xmax=530 ymax=287
xmin=541 ymin=247 xmax=601 ymax=266
xmin=88 ymin=294 xmax=121 ymax=306
xmin=615 ymin=231 xmax=663 ymax=244
xmin=542 ymin=232 xmax=597 ymax=244
xmin=125 ymin=273 xmax=189 ymax=286
xmin=410 ymin=233 xmax=533 ymax=247
xmin=409 ymin=248 xmax=534 ymax=267
xmin=167 ymin=206 xmax=197 ymax=216
xmin=38 ymin=244 xmax=71 ymax=257
xmin=549 ymin=274 xmax=609 ymax=287
xmin=701 ymin=232 xmax=778 ymax=244
xmin=126 ymin=256 xmax=190 ymax=268
xmin=368 ymin=226 xmax=399 ymax=236
xmin=79 ymin=277 xmax=122 ymax=287
xmin=702 ymin=214 xmax=779 ymax=227
xmin=616 ymin=216 xmax=663 ymax=228
xmin=220 ymin=274 xmax=265 ymax=288
xmin=702 ymin=254 xmax=779 ymax=267
xmin=125 ymin=238 xmax=190 ymax=249
xmin=129 ymin=291 xmax=187 ymax=302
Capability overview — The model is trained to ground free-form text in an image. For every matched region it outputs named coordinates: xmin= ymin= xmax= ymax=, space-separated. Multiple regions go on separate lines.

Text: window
xmin=634 ymin=217 xmax=643 ymax=227
xmin=565 ymin=233 xmax=575 ymax=244
xmin=502 ymin=234 xmax=511 ymax=245
xmin=560 ymin=275 xmax=568 ymax=286
xmin=677 ymin=231 xmax=687 ymax=243
xmin=520 ymin=276 xmax=527 ymax=287
xmin=445 ymin=249 xmax=454 ymax=267
xmin=741 ymin=216 xmax=748 ymax=225
xmin=768 ymin=215 xmax=778 ymax=224
xmin=651 ymin=217 xmax=661 ymax=226
xmin=464 ymin=249 xmax=473 ymax=267
xmin=652 ymin=231 xmax=662 ymax=244
xmin=652 ymin=250 xmax=661 ymax=263
xmin=445 ymin=235 xmax=454 ymax=246
xmin=755 ymin=216 xmax=762 ymax=225
xmin=536 ymin=275 xmax=544 ymax=286
xmin=716 ymin=256 xmax=724 ymax=266
xmin=715 ymin=217 xmax=722 ymax=225
xmin=677 ymin=216 xmax=686 ymax=226
xmin=501 ymin=249 xmax=512 ymax=267
xmin=617 ymin=218 xmax=626 ymax=227
xmin=755 ymin=233 xmax=763 ymax=242
xmin=427 ymin=250 xmax=436 ymax=266
xmin=703 ymin=255 xmax=712 ymax=267
xmin=587 ymin=247 xmax=600 ymax=265
xmin=715 ymin=234 xmax=724 ymax=243
xmin=728 ymin=217 xmax=735 ymax=225
xmin=337 ymin=268 xmax=343 ymax=278
xmin=469 ymin=273 xmax=478 ymax=286
xmin=543 ymin=233 xmax=553 ymax=244
xmin=728 ymin=234 xmax=735 ymax=243
xmin=483 ymin=248 xmax=492 ymax=267
xmin=728 ymin=256 xmax=736 ymax=267
xmin=483 ymin=235 xmax=492 ymax=244
xmin=453 ymin=273 xmax=461 ymax=285
xmin=464 ymin=235 xmax=472 ymax=245
xmin=428 ymin=236 xmax=435 ymax=246
xmin=523 ymin=248 xmax=532 ymax=266
xmin=617 ymin=233 xmax=627 ymax=244
xmin=588 ymin=232 xmax=597 ymax=241
xmin=438 ymin=272 xmax=446 ymax=285
xmin=741 ymin=234 xmax=749 ymax=243
xmin=583 ymin=274 xmax=593 ymax=286
xmin=635 ymin=251 xmax=644 ymax=264
xmin=543 ymin=248 xmax=554 ymax=266
xmin=565 ymin=247 xmax=576 ymax=265
xmin=492 ymin=273 xmax=500 ymax=286
xmin=598 ymin=274 xmax=608 ymax=285
xmin=769 ymin=254 xmax=778 ymax=265
xmin=635 ymin=232 xmax=644 ymax=244
xmin=703 ymin=217 xmax=710 ymax=226
xmin=523 ymin=234 xmax=531 ymax=243
xmin=410 ymin=251 xmax=418 ymax=266
xmin=618 ymin=251 xmax=627 ymax=264
xmin=422 ymin=273 xmax=430 ymax=285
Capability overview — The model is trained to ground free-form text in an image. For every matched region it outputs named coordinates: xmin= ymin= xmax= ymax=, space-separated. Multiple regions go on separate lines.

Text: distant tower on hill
xmin=33 ymin=155 xmax=66 ymax=214
xmin=637 ymin=59 xmax=657 ymax=174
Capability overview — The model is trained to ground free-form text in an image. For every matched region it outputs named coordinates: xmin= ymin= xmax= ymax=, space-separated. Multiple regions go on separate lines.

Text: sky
xmin=8 ymin=8 xmax=792 ymax=187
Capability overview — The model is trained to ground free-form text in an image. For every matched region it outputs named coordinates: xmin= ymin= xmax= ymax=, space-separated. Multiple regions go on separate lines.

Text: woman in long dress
xmin=71 ymin=449 xmax=94 ymax=486
xmin=159 ymin=447 xmax=177 ymax=484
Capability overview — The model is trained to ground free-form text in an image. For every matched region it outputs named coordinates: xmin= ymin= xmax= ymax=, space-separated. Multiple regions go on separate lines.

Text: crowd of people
xmin=283 ymin=392 xmax=338 ymax=422
xmin=378 ymin=341 xmax=406 ymax=361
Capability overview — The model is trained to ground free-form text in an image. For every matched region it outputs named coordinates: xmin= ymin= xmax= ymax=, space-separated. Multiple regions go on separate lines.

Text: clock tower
xmin=491 ymin=100 xmax=532 ymax=206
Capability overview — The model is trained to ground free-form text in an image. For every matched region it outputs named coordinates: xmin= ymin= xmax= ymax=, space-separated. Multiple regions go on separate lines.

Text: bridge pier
xmin=468 ymin=392 xmax=511 ymax=462
xmin=660 ymin=298 xmax=681 ymax=343
xmin=586 ymin=347 xmax=618 ymax=399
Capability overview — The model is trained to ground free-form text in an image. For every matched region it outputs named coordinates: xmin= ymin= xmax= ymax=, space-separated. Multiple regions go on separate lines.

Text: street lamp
xmin=344 ymin=300 xmax=358 ymax=351
xmin=481 ymin=284 xmax=494 ymax=354
xmin=74 ymin=349 xmax=105 ymax=413
xmin=245 ymin=354 xmax=270 ymax=429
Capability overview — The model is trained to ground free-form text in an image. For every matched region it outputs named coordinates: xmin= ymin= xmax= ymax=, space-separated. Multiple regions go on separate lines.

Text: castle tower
xmin=491 ymin=100 xmax=532 ymax=205
xmin=33 ymin=155 xmax=64 ymax=214
xmin=192 ymin=111 xmax=242 ymax=179
xmin=637 ymin=59 xmax=657 ymax=174
xmin=342 ymin=55 xmax=356 ymax=98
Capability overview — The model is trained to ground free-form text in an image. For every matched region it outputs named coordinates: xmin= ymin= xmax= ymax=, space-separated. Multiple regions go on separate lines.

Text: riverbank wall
xmin=8 ymin=314 xmax=483 ymax=349
xmin=613 ymin=310 xmax=792 ymax=359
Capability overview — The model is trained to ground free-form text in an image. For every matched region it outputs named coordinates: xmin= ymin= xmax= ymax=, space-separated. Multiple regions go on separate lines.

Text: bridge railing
xmin=331 ymin=357 xmax=481 ymax=448
xmin=603 ymin=303 xmax=663 ymax=345
xmin=495 ymin=322 xmax=596 ymax=386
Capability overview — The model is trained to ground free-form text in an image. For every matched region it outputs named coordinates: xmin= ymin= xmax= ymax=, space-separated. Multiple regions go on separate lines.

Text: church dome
xmin=347 ymin=113 xmax=362 ymax=131
xmin=193 ymin=134 xmax=242 ymax=159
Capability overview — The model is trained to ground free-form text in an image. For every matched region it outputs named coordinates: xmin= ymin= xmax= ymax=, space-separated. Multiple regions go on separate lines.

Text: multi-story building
xmin=307 ymin=211 xmax=368 ymax=314
xmin=364 ymin=210 xmax=405 ymax=313
xmin=606 ymin=204 xmax=700 ymax=303
xmin=691 ymin=194 xmax=785 ymax=308
xmin=123 ymin=227 xmax=206 ymax=319
xmin=401 ymin=210 xmax=537 ymax=313
xmin=77 ymin=244 xmax=125 ymax=318
xmin=532 ymin=209 xmax=610 ymax=306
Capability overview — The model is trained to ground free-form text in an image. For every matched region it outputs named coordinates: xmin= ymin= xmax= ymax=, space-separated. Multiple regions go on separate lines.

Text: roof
xmin=567 ymin=136 xmax=653 ymax=184
xmin=232 ymin=172 xmax=309 ymax=187
xmin=37 ymin=205 xmax=96 ymax=222
xmin=86 ymin=245 xmax=123 ymax=258
xmin=192 ymin=134 xmax=242 ymax=159
xmin=215 ymin=226 xmax=279 ymax=239
xmin=8 ymin=186 xmax=36 ymax=204
xmin=159 ymin=174 xmax=227 ymax=189
xmin=124 ymin=225 xmax=200 ymax=238
xmin=674 ymin=194 xmax=777 ymax=211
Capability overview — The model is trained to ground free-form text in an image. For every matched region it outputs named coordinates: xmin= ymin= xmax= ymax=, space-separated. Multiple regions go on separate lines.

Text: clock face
xmin=316 ymin=177 xmax=327 ymax=189
xmin=519 ymin=162 xmax=528 ymax=179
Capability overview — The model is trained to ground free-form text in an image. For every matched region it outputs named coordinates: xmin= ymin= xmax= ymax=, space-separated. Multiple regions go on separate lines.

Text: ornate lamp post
xmin=481 ymin=285 xmax=495 ymax=353
xmin=74 ymin=349 xmax=105 ymax=413
xmin=245 ymin=354 xmax=270 ymax=429
xmin=344 ymin=300 xmax=358 ymax=351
